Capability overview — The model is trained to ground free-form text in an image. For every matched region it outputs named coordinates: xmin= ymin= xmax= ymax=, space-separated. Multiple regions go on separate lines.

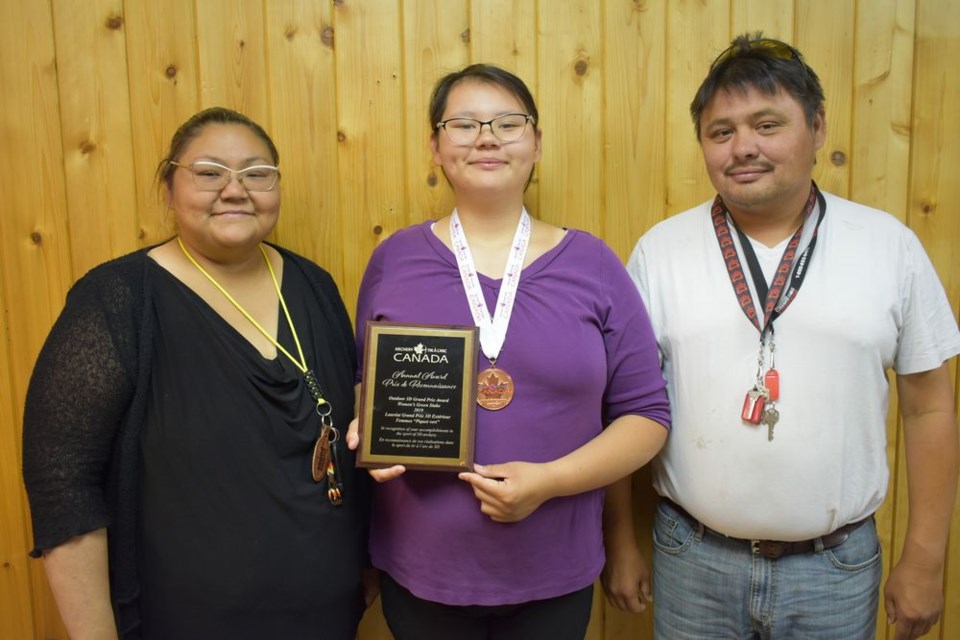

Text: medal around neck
xmin=357 ymin=322 xmax=479 ymax=472
xmin=449 ymin=209 xmax=530 ymax=410
xmin=476 ymin=366 xmax=514 ymax=410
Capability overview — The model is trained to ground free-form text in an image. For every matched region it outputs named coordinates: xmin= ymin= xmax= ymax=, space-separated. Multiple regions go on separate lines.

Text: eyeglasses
xmin=436 ymin=113 xmax=535 ymax=146
xmin=710 ymin=38 xmax=802 ymax=69
xmin=170 ymin=160 xmax=280 ymax=192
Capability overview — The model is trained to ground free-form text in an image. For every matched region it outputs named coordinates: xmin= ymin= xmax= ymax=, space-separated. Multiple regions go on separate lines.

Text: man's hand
xmin=884 ymin=557 xmax=944 ymax=640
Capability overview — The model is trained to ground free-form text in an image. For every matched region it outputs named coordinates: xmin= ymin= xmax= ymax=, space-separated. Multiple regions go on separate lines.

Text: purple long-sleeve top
xmin=356 ymin=221 xmax=669 ymax=606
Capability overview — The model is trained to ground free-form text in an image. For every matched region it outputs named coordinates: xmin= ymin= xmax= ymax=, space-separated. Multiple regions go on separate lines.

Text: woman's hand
xmin=601 ymin=540 xmax=652 ymax=613
xmin=457 ymin=462 xmax=555 ymax=522
xmin=601 ymin=476 xmax=651 ymax=613
xmin=345 ymin=416 xmax=406 ymax=482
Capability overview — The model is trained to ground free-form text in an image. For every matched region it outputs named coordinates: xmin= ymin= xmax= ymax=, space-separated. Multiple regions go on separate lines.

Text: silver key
xmin=763 ymin=407 xmax=780 ymax=441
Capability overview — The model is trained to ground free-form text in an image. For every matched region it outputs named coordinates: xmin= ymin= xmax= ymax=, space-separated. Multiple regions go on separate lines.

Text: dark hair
xmin=428 ymin=64 xmax=539 ymax=133
xmin=690 ymin=33 xmax=825 ymax=139
xmin=155 ymin=107 xmax=279 ymax=191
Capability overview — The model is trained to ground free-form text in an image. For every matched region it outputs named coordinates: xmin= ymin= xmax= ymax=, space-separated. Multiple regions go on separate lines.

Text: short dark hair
xmin=690 ymin=33 xmax=825 ymax=139
xmin=155 ymin=107 xmax=279 ymax=191
xmin=428 ymin=64 xmax=539 ymax=133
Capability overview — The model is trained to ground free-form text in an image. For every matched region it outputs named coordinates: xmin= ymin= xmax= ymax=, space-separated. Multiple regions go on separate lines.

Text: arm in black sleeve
xmin=23 ymin=269 xmax=137 ymax=555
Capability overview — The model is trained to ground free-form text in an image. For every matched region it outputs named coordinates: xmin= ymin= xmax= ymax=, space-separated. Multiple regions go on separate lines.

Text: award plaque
xmin=357 ymin=322 xmax=479 ymax=471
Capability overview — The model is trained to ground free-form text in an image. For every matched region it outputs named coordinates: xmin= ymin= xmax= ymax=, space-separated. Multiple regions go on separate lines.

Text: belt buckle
xmin=751 ymin=539 xmax=787 ymax=560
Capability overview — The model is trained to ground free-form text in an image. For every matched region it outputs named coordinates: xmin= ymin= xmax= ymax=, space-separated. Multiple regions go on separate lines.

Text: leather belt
xmin=661 ymin=499 xmax=869 ymax=560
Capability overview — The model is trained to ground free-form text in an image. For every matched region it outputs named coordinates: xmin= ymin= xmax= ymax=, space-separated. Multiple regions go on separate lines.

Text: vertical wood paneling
xmin=537 ymin=0 xmax=603 ymax=234
xmin=469 ymin=0 xmax=540 ymax=216
xmin=401 ymin=0 xmax=467 ymax=225
xmin=1 ymin=2 xmax=958 ymax=639
xmin=909 ymin=5 xmax=960 ymax=637
xmin=731 ymin=0 xmax=794 ymax=40
xmin=0 ymin=0 xmax=73 ymax=637
xmin=0 ymin=262 xmax=34 ymax=640
xmin=664 ymin=0 xmax=728 ymax=214
xmin=51 ymin=0 xmax=139 ymax=275
xmin=123 ymin=0 xmax=201 ymax=247
xmin=796 ymin=1 xmax=856 ymax=198
xmin=196 ymin=0 xmax=268 ymax=122
xmin=333 ymin=0 xmax=405 ymax=315
xmin=264 ymin=2 xmax=344 ymax=283
xmin=598 ymin=4 xmax=667 ymax=633
xmin=850 ymin=0 xmax=914 ymax=217
xmin=601 ymin=0 xmax=667 ymax=263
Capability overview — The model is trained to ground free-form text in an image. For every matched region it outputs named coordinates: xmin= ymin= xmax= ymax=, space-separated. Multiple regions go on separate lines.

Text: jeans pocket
xmin=825 ymin=519 xmax=882 ymax=571
xmin=652 ymin=503 xmax=697 ymax=555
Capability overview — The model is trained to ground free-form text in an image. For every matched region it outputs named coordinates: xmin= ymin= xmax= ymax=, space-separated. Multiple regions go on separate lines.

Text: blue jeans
xmin=652 ymin=500 xmax=881 ymax=639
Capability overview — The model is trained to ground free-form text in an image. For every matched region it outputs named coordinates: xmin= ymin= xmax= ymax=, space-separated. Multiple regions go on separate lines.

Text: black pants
xmin=380 ymin=572 xmax=594 ymax=640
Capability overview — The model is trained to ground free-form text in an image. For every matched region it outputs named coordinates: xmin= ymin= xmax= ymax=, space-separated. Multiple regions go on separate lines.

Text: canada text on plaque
xmin=357 ymin=322 xmax=478 ymax=471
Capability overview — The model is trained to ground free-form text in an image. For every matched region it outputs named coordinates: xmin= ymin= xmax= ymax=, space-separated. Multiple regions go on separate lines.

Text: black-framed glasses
xmin=436 ymin=113 xmax=535 ymax=146
xmin=170 ymin=160 xmax=280 ymax=192
xmin=710 ymin=38 xmax=802 ymax=69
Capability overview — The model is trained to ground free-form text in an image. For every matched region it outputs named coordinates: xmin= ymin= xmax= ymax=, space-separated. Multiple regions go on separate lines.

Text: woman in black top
xmin=22 ymin=107 xmax=369 ymax=639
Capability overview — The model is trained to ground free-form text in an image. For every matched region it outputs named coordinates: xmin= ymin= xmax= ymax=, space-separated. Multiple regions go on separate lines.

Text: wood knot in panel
xmin=461 ymin=29 xmax=470 ymax=44
xmin=165 ymin=64 xmax=177 ymax=79
xmin=80 ymin=141 xmax=98 ymax=155
xmin=321 ymin=25 xmax=335 ymax=48
xmin=920 ymin=201 xmax=936 ymax=215
xmin=30 ymin=232 xmax=42 ymax=245
xmin=574 ymin=58 xmax=589 ymax=77
xmin=373 ymin=225 xmax=383 ymax=235
xmin=284 ymin=26 xmax=297 ymax=41
xmin=830 ymin=150 xmax=846 ymax=166
xmin=427 ymin=172 xmax=439 ymax=187
xmin=105 ymin=14 xmax=123 ymax=30
xmin=337 ymin=130 xmax=346 ymax=142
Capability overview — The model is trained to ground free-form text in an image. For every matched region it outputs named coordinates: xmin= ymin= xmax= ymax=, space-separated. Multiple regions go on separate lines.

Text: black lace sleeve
xmin=22 ymin=266 xmax=139 ymax=554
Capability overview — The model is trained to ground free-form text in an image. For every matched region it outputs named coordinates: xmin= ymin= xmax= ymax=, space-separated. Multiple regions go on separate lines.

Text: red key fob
xmin=741 ymin=389 xmax=766 ymax=424
xmin=764 ymin=369 xmax=780 ymax=402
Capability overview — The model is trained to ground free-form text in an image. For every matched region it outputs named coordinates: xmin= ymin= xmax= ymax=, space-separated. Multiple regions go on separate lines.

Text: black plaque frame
xmin=357 ymin=322 xmax=478 ymax=471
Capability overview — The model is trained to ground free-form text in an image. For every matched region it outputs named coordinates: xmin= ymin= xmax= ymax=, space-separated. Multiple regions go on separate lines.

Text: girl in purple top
xmin=346 ymin=64 xmax=670 ymax=640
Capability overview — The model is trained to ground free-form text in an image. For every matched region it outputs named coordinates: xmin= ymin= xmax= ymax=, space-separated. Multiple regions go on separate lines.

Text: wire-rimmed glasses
xmin=436 ymin=113 xmax=535 ymax=146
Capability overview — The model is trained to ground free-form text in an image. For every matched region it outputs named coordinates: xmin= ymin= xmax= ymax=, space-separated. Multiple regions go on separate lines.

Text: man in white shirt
xmin=606 ymin=33 xmax=960 ymax=640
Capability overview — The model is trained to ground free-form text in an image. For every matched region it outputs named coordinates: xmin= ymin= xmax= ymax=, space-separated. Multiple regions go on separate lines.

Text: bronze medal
xmin=477 ymin=366 xmax=515 ymax=410
xmin=312 ymin=425 xmax=331 ymax=482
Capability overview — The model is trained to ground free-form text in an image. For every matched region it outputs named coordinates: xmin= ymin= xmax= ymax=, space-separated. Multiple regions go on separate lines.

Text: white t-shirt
xmin=627 ymin=191 xmax=960 ymax=540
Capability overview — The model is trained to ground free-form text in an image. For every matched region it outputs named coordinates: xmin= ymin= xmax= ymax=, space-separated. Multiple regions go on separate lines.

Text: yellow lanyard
xmin=177 ymin=238 xmax=342 ymax=503
xmin=177 ymin=238 xmax=305 ymax=369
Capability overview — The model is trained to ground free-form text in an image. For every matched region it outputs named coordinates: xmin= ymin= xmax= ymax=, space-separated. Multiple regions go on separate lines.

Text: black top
xmin=22 ymin=246 xmax=366 ymax=638
xmin=137 ymin=260 xmax=363 ymax=639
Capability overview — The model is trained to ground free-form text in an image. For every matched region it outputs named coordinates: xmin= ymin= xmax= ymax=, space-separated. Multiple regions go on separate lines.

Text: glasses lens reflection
xmin=172 ymin=161 xmax=279 ymax=192
xmin=440 ymin=114 xmax=532 ymax=145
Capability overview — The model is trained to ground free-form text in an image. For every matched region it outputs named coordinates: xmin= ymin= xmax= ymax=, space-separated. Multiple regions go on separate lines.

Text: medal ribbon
xmin=450 ymin=209 xmax=531 ymax=363
xmin=711 ymin=183 xmax=825 ymax=335
xmin=177 ymin=238 xmax=343 ymax=503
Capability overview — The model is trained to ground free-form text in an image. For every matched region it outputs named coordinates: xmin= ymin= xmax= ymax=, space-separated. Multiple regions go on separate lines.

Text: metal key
xmin=763 ymin=406 xmax=780 ymax=441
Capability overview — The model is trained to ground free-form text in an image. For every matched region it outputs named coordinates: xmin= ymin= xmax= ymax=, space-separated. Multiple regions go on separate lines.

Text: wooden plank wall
xmin=0 ymin=1 xmax=956 ymax=638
